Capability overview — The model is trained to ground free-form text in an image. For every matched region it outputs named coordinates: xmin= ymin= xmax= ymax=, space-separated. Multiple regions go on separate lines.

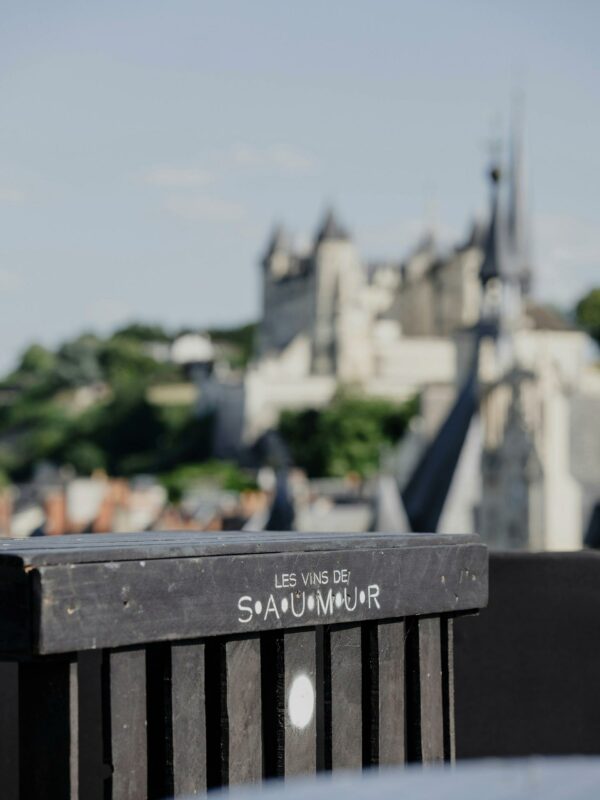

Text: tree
xmin=17 ymin=344 xmax=57 ymax=377
xmin=278 ymin=391 xmax=418 ymax=478
xmin=55 ymin=335 xmax=103 ymax=387
xmin=112 ymin=323 xmax=172 ymax=343
xmin=207 ymin=322 xmax=257 ymax=368
xmin=576 ymin=288 xmax=600 ymax=346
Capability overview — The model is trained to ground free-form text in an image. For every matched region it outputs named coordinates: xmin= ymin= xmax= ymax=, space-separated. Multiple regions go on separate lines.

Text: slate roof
xmin=401 ymin=332 xmax=480 ymax=532
xmin=479 ymin=167 xmax=504 ymax=285
xmin=315 ymin=208 xmax=350 ymax=244
xmin=525 ymin=303 xmax=576 ymax=332
xmin=262 ymin=224 xmax=290 ymax=265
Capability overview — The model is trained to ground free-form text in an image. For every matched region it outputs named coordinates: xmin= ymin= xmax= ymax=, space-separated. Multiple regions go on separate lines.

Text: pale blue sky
xmin=1 ymin=1 xmax=599 ymax=371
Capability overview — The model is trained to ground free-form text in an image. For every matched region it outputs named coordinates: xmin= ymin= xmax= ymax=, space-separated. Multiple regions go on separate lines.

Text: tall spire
xmin=261 ymin=223 xmax=289 ymax=268
xmin=507 ymin=98 xmax=532 ymax=293
xmin=315 ymin=207 xmax=350 ymax=244
xmin=479 ymin=163 xmax=504 ymax=286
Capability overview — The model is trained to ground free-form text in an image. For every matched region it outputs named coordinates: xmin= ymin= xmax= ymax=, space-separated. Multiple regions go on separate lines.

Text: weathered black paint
xmin=455 ymin=551 xmax=600 ymax=759
xmin=0 ymin=530 xmax=487 ymax=797
xmin=0 ymin=535 xmax=486 ymax=655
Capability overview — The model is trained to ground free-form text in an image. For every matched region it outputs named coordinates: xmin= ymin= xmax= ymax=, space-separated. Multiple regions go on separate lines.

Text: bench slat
xmin=283 ymin=629 xmax=317 ymax=776
xmin=170 ymin=642 xmax=206 ymax=797
xmin=441 ymin=617 xmax=455 ymax=762
xmin=109 ymin=649 xmax=147 ymax=799
xmin=418 ymin=617 xmax=444 ymax=763
xmin=0 ymin=662 xmax=18 ymax=800
xmin=19 ymin=659 xmax=76 ymax=799
xmin=226 ymin=637 xmax=262 ymax=785
xmin=330 ymin=625 xmax=362 ymax=769
xmin=377 ymin=620 xmax=406 ymax=766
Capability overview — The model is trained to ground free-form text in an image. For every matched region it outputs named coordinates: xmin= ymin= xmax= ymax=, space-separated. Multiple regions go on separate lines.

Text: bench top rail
xmin=0 ymin=530 xmax=487 ymax=655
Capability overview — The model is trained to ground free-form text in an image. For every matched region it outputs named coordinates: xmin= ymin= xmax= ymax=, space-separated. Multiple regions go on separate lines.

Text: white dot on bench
xmin=288 ymin=673 xmax=315 ymax=729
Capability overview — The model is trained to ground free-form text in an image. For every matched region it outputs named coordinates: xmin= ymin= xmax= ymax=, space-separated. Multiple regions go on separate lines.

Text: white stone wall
xmin=477 ymin=328 xmax=590 ymax=552
xmin=312 ymin=238 xmax=364 ymax=375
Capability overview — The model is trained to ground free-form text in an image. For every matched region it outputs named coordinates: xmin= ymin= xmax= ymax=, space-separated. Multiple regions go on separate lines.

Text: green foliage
xmin=55 ymin=334 xmax=104 ymax=387
xmin=0 ymin=319 xmax=262 ymax=483
xmin=160 ymin=461 xmax=258 ymax=503
xmin=279 ymin=391 xmax=418 ymax=478
xmin=112 ymin=322 xmax=172 ymax=343
xmin=99 ymin=336 xmax=179 ymax=389
xmin=576 ymin=288 xmax=600 ymax=345
xmin=60 ymin=441 xmax=106 ymax=475
xmin=0 ymin=323 xmax=201 ymax=480
xmin=90 ymin=388 xmax=164 ymax=473
xmin=17 ymin=344 xmax=57 ymax=378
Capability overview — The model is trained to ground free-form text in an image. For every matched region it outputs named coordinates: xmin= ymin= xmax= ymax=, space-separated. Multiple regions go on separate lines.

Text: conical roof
xmin=262 ymin=223 xmax=290 ymax=266
xmin=479 ymin=166 xmax=504 ymax=285
xmin=315 ymin=208 xmax=350 ymax=244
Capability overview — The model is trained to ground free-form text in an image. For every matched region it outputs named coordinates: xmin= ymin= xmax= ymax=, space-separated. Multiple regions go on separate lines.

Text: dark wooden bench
xmin=0 ymin=531 xmax=487 ymax=799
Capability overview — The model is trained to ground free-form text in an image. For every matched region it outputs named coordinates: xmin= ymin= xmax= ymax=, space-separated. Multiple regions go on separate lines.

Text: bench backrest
xmin=0 ymin=530 xmax=487 ymax=799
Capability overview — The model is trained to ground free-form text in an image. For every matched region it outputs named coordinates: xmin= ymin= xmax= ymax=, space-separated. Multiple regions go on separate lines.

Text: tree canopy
xmin=576 ymin=288 xmax=600 ymax=346
xmin=278 ymin=391 xmax=418 ymax=478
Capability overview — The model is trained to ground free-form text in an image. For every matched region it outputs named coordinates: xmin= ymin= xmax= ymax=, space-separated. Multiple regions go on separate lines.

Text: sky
xmin=1 ymin=1 xmax=599 ymax=372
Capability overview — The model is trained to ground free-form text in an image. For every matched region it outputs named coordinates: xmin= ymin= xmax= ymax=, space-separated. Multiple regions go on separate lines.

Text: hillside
xmin=0 ymin=322 xmax=257 ymax=482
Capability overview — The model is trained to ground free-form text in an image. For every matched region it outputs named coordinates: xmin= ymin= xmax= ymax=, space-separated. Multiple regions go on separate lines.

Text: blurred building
xmin=198 ymin=123 xmax=599 ymax=550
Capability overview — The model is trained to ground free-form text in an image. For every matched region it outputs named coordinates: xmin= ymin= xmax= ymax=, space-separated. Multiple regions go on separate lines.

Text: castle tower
xmin=259 ymin=224 xmax=300 ymax=356
xmin=311 ymin=208 xmax=370 ymax=379
xmin=261 ymin=224 xmax=291 ymax=279
xmin=479 ymin=163 xmax=505 ymax=332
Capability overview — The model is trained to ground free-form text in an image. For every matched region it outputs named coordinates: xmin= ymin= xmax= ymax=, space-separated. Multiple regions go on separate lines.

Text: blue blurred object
xmin=203 ymin=759 xmax=600 ymax=800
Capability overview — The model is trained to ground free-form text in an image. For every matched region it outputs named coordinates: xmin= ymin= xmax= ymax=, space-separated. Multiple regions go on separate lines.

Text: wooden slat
xmin=0 ymin=662 xmax=18 ymax=800
xmin=204 ymin=640 xmax=227 ymax=789
xmin=330 ymin=625 xmax=362 ymax=770
xmin=417 ymin=617 xmax=444 ymax=764
xmin=441 ymin=616 xmax=455 ymax=762
xmin=19 ymin=659 xmax=75 ymax=799
xmin=77 ymin=651 xmax=106 ymax=800
xmin=283 ymin=629 xmax=317 ymax=777
xmin=377 ymin=620 xmax=406 ymax=766
xmin=259 ymin=633 xmax=284 ymax=778
xmin=225 ymin=637 xmax=262 ymax=785
xmin=69 ymin=661 xmax=78 ymax=798
xmin=109 ymin=649 xmax=147 ymax=799
xmin=170 ymin=642 xmax=206 ymax=796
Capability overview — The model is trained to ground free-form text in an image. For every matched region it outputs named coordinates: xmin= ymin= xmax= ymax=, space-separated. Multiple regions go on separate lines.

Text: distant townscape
xmin=0 ymin=128 xmax=599 ymax=546
xmin=197 ymin=123 xmax=600 ymax=550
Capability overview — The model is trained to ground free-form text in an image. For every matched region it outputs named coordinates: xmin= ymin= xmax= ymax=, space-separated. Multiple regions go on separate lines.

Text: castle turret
xmin=262 ymin=224 xmax=291 ymax=278
xmin=479 ymin=157 xmax=524 ymax=366
xmin=479 ymin=164 xmax=504 ymax=288
xmin=311 ymin=208 xmax=372 ymax=379
xmin=314 ymin=207 xmax=350 ymax=246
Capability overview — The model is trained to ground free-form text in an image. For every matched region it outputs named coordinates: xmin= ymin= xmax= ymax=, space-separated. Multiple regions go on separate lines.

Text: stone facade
xmin=198 ymin=139 xmax=600 ymax=552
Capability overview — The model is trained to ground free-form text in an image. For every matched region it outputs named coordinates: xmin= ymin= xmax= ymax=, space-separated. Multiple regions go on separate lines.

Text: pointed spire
xmin=507 ymin=99 xmax=533 ymax=293
xmin=479 ymin=164 xmax=504 ymax=285
xmin=315 ymin=207 xmax=350 ymax=244
xmin=262 ymin=223 xmax=289 ymax=267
